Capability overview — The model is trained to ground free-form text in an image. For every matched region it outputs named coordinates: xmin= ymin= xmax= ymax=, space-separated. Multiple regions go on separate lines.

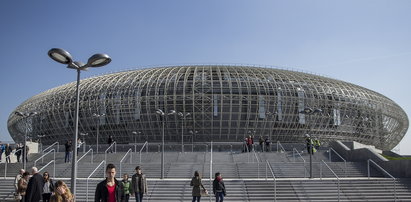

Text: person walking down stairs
xmin=213 ymin=172 xmax=226 ymax=202
xmin=190 ymin=171 xmax=207 ymax=202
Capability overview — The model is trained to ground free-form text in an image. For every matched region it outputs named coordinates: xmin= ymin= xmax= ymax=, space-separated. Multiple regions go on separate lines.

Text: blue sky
xmin=1 ymin=1 xmax=410 ymax=153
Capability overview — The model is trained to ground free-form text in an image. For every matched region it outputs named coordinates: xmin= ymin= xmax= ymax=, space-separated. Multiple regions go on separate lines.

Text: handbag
xmin=200 ymin=189 xmax=209 ymax=196
xmin=14 ymin=192 xmax=22 ymax=200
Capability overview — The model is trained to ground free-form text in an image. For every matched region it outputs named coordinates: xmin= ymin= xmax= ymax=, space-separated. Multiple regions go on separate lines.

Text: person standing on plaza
xmin=0 ymin=142 xmax=4 ymax=162
xmin=131 ymin=166 xmax=148 ymax=202
xmin=259 ymin=136 xmax=264 ymax=152
xmin=213 ymin=172 xmax=226 ymax=202
xmin=95 ymin=163 xmax=123 ymax=202
xmin=264 ymin=136 xmax=271 ymax=152
xmin=26 ymin=167 xmax=44 ymax=202
xmin=190 ymin=171 xmax=206 ymax=202
xmin=5 ymin=143 xmax=13 ymax=163
xmin=42 ymin=171 xmax=54 ymax=202
xmin=15 ymin=143 xmax=22 ymax=163
xmin=64 ymin=140 xmax=72 ymax=163
xmin=17 ymin=171 xmax=30 ymax=202
xmin=50 ymin=180 xmax=74 ymax=202
xmin=121 ymin=173 xmax=132 ymax=202
xmin=108 ymin=135 xmax=115 ymax=153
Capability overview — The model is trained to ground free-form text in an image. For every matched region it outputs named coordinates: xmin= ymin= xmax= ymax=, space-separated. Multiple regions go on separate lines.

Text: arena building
xmin=7 ymin=65 xmax=409 ymax=150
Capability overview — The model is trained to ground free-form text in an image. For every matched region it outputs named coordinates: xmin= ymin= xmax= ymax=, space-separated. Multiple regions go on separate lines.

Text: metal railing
xmin=276 ymin=141 xmax=286 ymax=153
xmin=77 ymin=148 xmax=93 ymax=163
xmin=329 ymin=148 xmax=347 ymax=177
xmin=104 ymin=141 xmax=117 ymax=168
xmin=320 ymin=160 xmax=340 ymax=201
xmin=265 ymin=160 xmax=276 ymax=201
xmin=86 ymin=160 xmax=106 ymax=201
xmin=139 ymin=141 xmax=149 ymax=164
xmin=38 ymin=160 xmax=56 ymax=178
xmin=3 ymin=149 xmax=22 ymax=178
xmin=293 ymin=148 xmax=307 ymax=177
xmin=368 ymin=159 xmax=396 ymax=201
xmin=43 ymin=141 xmax=59 ymax=153
xmin=34 ymin=149 xmax=55 ymax=167
xmin=120 ymin=148 xmax=133 ymax=176
xmin=253 ymin=150 xmax=260 ymax=179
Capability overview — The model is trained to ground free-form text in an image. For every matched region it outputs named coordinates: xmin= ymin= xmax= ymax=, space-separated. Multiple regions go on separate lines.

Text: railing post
xmin=367 ymin=159 xmax=370 ymax=179
xmin=329 ymin=148 xmax=331 ymax=162
xmin=265 ymin=162 xmax=267 ymax=180
xmin=320 ymin=161 xmax=323 ymax=180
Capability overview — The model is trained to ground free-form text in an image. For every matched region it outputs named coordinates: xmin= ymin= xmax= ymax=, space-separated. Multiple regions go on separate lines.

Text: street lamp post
xmin=93 ymin=113 xmax=105 ymax=153
xmin=15 ymin=111 xmax=38 ymax=170
xmin=155 ymin=109 xmax=166 ymax=179
xmin=132 ymin=131 xmax=142 ymax=152
xmin=299 ymin=107 xmax=322 ymax=178
xmin=177 ymin=112 xmax=190 ymax=153
xmin=48 ymin=48 xmax=111 ymax=196
xmin=189 ymin=130 xmax=198 ymax=152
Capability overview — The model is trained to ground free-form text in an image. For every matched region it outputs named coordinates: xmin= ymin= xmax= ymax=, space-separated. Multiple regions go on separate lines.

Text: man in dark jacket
xmin=25 ymin=167 xmax=44 ymax=202
xmin=131 ymin=166 xmax=148 ymax=202
xmin=213 ymin=172 xmax=226 ymax=202
xmin=64 ymin=140 xmax=72 ymax=163
xmin=95 ymin=163 xmax=123 ymax=202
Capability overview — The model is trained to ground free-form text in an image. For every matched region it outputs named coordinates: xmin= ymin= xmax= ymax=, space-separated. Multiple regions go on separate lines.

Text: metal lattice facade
xmin=7 ymin=65 xmax=408 ymax=150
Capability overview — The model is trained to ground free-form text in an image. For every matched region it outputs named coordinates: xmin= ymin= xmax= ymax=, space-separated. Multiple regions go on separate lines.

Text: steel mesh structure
xmin=7 ymin=65 xmax=408 ymax=150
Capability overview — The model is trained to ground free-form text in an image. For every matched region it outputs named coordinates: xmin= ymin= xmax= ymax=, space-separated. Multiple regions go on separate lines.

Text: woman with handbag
xmin=190 ymin=171 xmax=206 ymax=202
xmin=42 ymin=172 xmax=54 ymax=202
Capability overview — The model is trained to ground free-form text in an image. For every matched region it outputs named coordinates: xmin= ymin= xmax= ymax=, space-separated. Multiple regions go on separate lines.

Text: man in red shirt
xmin=95 ymin=163 xmax=123 ymax=202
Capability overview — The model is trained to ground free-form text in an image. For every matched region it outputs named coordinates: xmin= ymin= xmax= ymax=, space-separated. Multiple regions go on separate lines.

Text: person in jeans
xmin=131 ymin=166 xmax=148 ymax=202
xmin=64 ymin=140 xmax=72 ymax=163
xmin=95 ymin=163 xmax=123 ymax=202
xmin=121 ymin=174 xmax=132 ymax=202
xmin=42 ymin=171 xmax=54 ymax=202
xmin=190 ymin=171 xmax=206 ymax=202
xmin=213 ymin=172 xmax=226 ymax=202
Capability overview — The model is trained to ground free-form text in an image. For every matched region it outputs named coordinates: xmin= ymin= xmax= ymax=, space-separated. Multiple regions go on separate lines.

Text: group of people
xmin=14 ymin=167 xmax=73 ymax=202
xmin=0 ymin=143 xmax=28 ymax=163
xmin=243 ymin=135 xmax=271 ymax=152
xmin=95 ymin=163 xmax=226 ymax=202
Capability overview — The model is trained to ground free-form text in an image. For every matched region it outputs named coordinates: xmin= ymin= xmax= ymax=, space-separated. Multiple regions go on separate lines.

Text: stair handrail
xmin=3 ymin=148 xmax=22 ymax=178
xmin=86 ymin=160 xmax=106 ymax=201
xmin=104 ymin=141 xmax=117 ymax=168
xmin=265 ymin=160 xmax=276 ymax=201
xmin=43 ymin=141 xmax=59 ymax=153
xmin=34 ymin=149 xmax=55 ymax=167
xmin=253 ymin=150 xmax=260 ymax=179
xmin=276 ymin=141 xmax=286 ymax=153
xmin=320 ymin=160 xmax=340 ymax=201
xmin=293 ymin=148 xmax=307 ymax=177
xmin=77 ymin=148 xmax=93 ymax=163
xmin=139 ymin=141 xmax=148 ymax=164
xmin=209 ymin=141 xmax=213 ymax=202
xmin=329 ymin=148 xmax=347 ymax=177
xmin=120 ymin=148 xmax=133 ymax=176
xmin=38 ymin=160 xmax=56 ymax=178
xmin=367 ymin=159 xmax=396 ymax=201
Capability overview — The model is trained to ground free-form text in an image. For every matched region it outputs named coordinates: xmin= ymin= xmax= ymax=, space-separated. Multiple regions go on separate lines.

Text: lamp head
xmin=48 ymin=48 xmax=73 ymax=65
xmin=156 ymin=109 xmax=165 ymax=116
xmin=15 ymin=111 xmax=25 ymax=117
xmin=87 ymin=53 xmax=111 ymax=67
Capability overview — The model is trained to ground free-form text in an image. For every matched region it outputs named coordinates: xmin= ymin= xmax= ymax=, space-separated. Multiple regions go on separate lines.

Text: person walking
xmin=50 ymin=180 xmax=74 ymax=202
xmin=131 ymin=166 xmax=148 ymax=202
xmin=212 ymin=172 xmax=226 ymax=202
xmin=190 ymin=171 xmax=206 ymax=202
xmin=42 ymin=172 xmax=54 ymax=202
xmin=17 ymin=171 xmax=30 ymax=202
xmin=120 ymin=174 xmax=132 ymax=202
xmin=14 ymin=169 xmax=25 ymax=194
xmin=64 ymin=141 xmax=72 ymax=163
xmin=107 ymin=135 xmax=115 ymax=153
xmin=77 ymin=138 xmax=82 ymax=155
xmin=26 ymin=167 xmax=44 ymax=202
xmin=5 ymin=144 xmax=13 ymax=163
xmin=95 ymin=163 xmax=123 ymax=202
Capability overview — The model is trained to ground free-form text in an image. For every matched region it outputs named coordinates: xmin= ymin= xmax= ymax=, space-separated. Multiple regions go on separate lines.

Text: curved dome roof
xmin=8 ymin=65 xmax=408 ymax=150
